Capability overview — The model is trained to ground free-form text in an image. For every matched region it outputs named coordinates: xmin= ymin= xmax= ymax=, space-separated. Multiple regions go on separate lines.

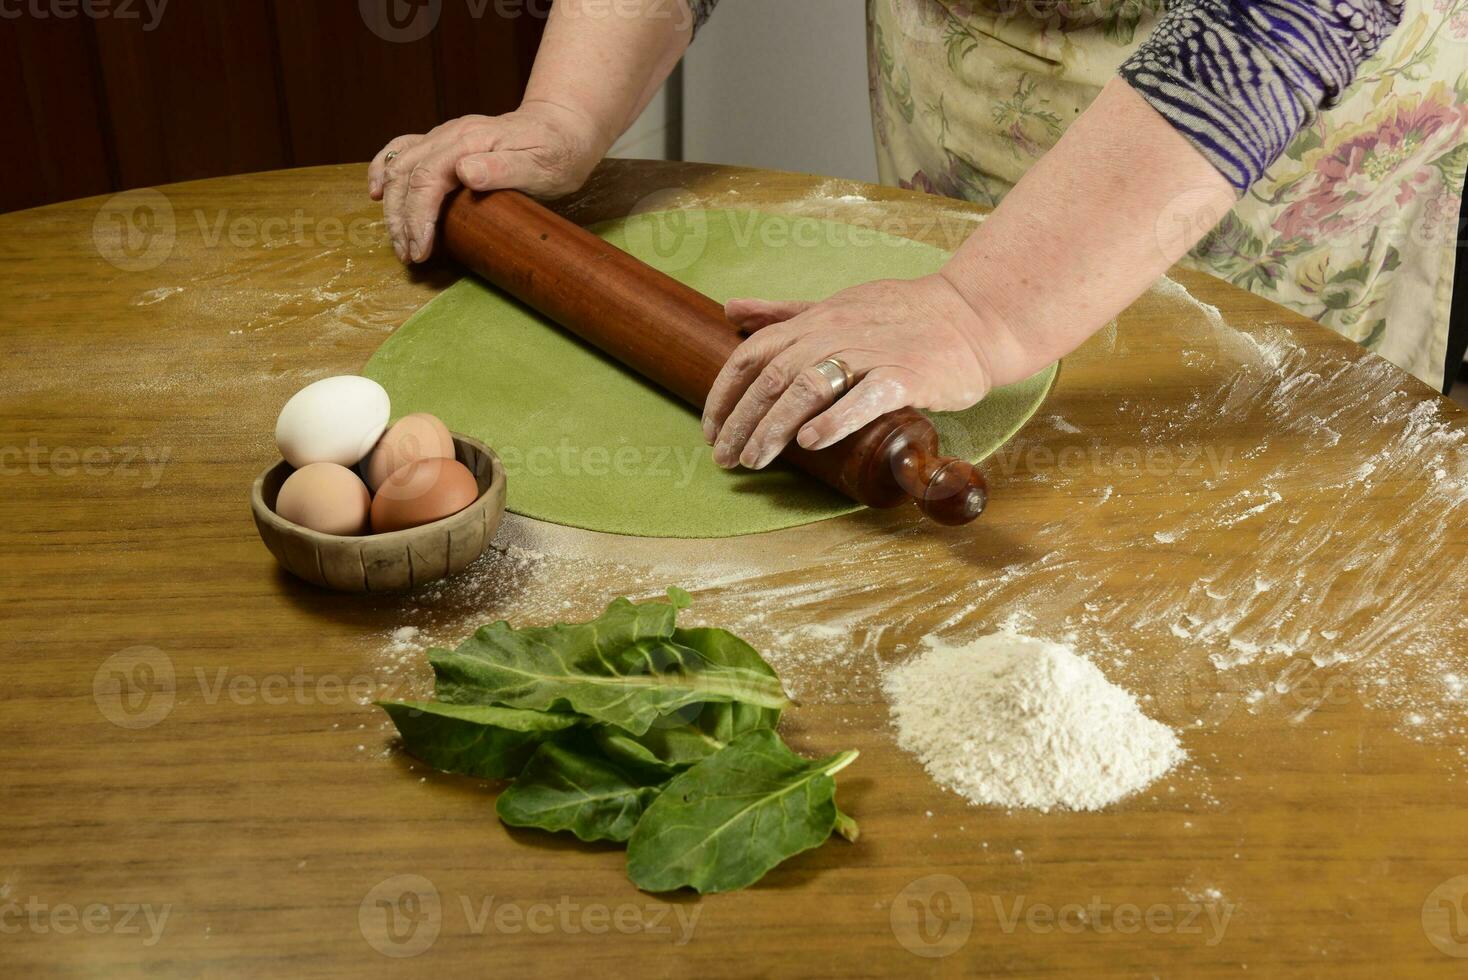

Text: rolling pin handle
xmin=886 ymin=425 xmax=989 ymax=525
xmin=913 ymin=457 xmax=989 ymax=525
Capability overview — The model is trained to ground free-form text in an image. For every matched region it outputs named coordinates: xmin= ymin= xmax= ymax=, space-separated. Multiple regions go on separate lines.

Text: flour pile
xmin=883 ymin=633 xmax=1184 ymax=812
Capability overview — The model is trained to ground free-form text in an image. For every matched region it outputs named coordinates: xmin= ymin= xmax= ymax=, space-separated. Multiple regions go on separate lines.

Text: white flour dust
xmin=883 ymin=633 xmax=1185 ymax=812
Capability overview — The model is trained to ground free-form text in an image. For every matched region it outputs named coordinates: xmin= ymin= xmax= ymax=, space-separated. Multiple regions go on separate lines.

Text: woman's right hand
xmin=368 ymin=99 xmax=606 ymax=265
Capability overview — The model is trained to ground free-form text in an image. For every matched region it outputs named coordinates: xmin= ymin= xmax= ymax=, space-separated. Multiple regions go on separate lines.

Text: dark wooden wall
xmin=2 ymin=1 xmax=546 ymax=213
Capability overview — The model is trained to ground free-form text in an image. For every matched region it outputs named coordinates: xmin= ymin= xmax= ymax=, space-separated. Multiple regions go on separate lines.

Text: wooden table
xmin=3 ymin=161 xmax=1467 ymax=977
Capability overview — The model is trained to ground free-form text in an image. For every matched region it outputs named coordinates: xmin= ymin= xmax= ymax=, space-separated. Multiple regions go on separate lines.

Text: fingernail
xmin=797 ymin=428 xmax=818 ymax=449
xmin=461 ymin=160 xmax=488 ymax=185
xmin=701 ymin=418 xmax=715 ymax=444
xmin=713 ymin=445 xmax=734 ymax=468
xmin=739 ymin=446 xmax=760 ymax=469
xmin=392 ymin=238 xmax=406 ymax=261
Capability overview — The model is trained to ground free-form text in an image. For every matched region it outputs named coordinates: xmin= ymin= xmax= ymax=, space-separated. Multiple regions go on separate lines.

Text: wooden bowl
xmin=251 ymin=435 xmax=506 ymax=593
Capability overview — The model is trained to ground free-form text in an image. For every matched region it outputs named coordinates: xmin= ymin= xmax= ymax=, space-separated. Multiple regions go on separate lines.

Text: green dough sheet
xmin=365 ymin=209 xmax=1057 ymax=538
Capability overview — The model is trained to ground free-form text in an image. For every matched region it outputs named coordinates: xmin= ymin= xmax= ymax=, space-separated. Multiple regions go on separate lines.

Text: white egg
xmin=274 ymin=376 xmax=391 ymax=468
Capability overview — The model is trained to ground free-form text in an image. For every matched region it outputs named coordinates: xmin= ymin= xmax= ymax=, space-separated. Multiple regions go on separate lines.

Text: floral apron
xmin=867 ymin=0 xmax=1468 ymax=389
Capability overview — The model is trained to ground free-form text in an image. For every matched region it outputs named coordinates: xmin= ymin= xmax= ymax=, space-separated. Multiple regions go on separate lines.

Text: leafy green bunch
xmin=376 ymin=588 xmax=859 ymax=894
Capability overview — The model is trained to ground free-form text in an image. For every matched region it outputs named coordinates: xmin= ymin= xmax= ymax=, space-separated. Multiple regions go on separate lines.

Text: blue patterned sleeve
xmin=1118 ymin=1 xmax=1404 ymax=192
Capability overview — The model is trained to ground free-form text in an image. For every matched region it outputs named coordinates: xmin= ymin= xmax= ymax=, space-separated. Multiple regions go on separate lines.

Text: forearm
xmin=945 ymin=0 xmax=1402 ymax=386
xmin=701 ymin=82 xmax=1230 ymax=466
xmin=523 ymin=0 xmax=695 ymax=156
xmin=942 ymin=78 xmax=1235 ymax=386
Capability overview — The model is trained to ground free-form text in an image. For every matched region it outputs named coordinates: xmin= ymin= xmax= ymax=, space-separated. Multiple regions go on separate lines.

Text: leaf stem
xmin=823 ymin=749 xmax=860 ymax=777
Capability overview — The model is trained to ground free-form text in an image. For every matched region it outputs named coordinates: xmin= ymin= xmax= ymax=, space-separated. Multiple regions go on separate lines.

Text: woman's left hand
xmin=703 ymin=273 xmax=1007 ymax=470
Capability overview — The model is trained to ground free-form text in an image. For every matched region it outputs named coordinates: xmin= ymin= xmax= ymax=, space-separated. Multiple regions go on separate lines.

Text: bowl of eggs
xmin=250 ymin=375 xmax=506 ymax=592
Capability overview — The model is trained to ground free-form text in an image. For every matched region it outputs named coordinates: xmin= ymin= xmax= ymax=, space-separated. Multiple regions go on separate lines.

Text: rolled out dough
xmin=364 ymin=209 xmax=1057 ymax=538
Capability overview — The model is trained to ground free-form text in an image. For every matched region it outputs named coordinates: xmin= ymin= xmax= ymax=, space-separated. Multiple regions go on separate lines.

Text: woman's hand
xmin=703 ymin=273 xmax=1016 ymax=470
xmin=700 ymin=77 xmax=1239 ymax=473
xmin=368 ymin=100 xmax=606 ymax=264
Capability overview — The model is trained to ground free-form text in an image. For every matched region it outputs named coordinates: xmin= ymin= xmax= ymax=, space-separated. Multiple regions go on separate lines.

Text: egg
xmin=275 ymin=376 xmax=391 ymax=468
xmin=370 ymin=457 xmax=480 ymax=533
xmin=275 ymin=463 xmax=372 ymax=536
xmin=364 ymin=413 xmax=456 ymax=492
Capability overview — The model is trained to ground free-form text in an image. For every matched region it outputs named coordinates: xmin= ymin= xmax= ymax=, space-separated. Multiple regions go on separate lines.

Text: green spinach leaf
xmin=496 ymin=739 xmax=668 ymax=843
xmin=431 ymin=593 xmax=788 ymax=734
xmin=626 ymin=729 xmax=858 ymax=894
xmin=594 ymin=626 xmax=784 ymax=773
xmin=379 ymin=590 xmax=860 ymax=895
xmin=377 ymin=700 xmax=581 ymax=780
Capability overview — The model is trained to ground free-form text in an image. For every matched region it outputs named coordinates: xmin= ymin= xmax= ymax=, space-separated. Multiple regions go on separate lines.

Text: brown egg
xmin=275 ymin=462 xmax=371 ymax=536
xmin=364 ymin=413 xmax=456 ymax=492
xmin=371 ymin=457 xmax=480 ymax=533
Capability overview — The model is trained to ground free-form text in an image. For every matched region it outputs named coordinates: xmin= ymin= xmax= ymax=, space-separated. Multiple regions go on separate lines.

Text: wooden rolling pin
xmin=440 ymin=189 xmax=988 ymax=525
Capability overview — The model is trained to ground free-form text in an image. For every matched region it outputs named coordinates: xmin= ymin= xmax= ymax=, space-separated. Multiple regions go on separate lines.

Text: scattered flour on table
xmin=883 ymin=633 xmax=1185 ymax=812
xmin=387 ymin=626 xmax=421 ymax=650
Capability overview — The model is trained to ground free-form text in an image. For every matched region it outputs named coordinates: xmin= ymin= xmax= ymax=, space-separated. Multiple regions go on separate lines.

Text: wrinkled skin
xmin=368 ymin=100 xmax=601 ymax=264
xmin=703 ymin=275 xmax=1007 ymax=470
